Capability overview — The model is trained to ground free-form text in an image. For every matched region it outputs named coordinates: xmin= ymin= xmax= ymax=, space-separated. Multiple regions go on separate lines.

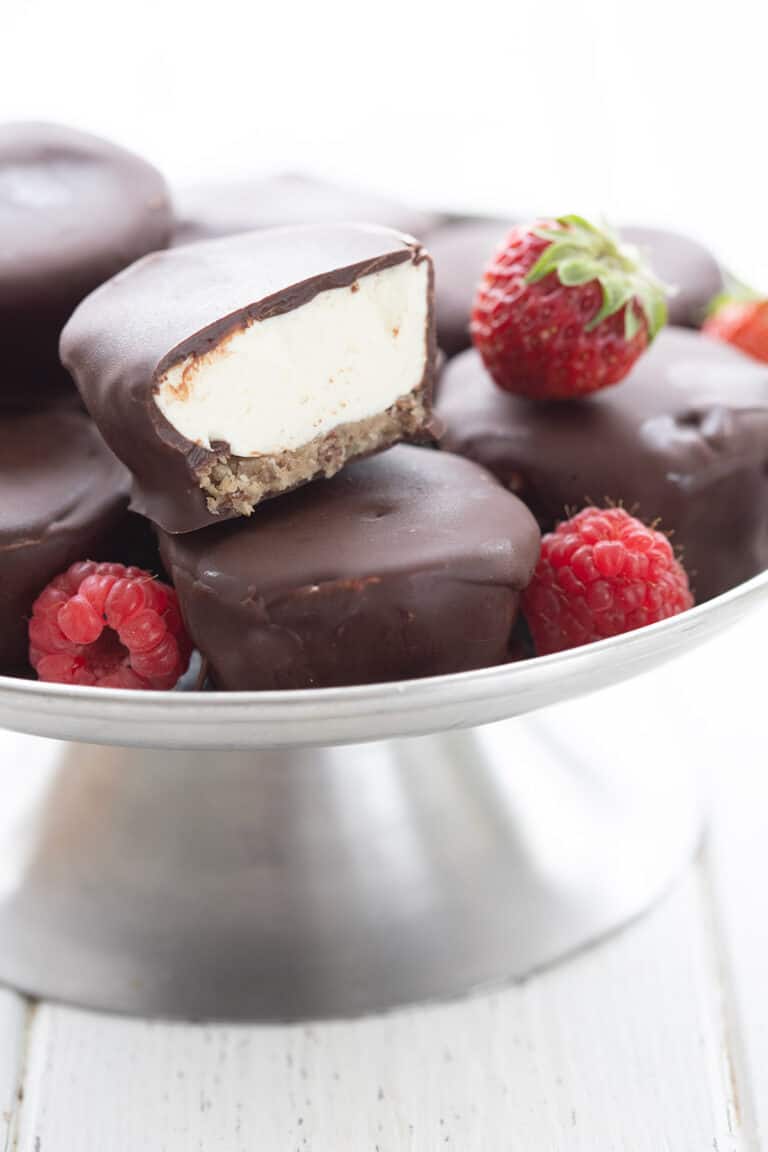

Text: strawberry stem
xmin=526 ymin=215 xmax=669 ymax=340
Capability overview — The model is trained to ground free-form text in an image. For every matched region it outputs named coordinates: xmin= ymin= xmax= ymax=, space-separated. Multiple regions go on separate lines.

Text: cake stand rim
xmin=0 ymin=567 xmax=765 ymax=729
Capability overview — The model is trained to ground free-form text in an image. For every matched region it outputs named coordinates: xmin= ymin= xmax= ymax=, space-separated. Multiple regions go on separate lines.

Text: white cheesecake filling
xmin=154 ymin=258 xmax=429 ymax=458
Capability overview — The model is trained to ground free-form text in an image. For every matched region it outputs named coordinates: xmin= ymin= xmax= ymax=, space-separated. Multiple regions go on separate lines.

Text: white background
xmin=5 ymin=0 xmax=768 ymax=285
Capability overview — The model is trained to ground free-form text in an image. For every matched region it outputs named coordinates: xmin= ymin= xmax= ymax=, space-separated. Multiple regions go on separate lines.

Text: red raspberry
xmin=471 ymin=216 xmax=668 ymax=399
xmin=521 ymin=507 xmax=693 ymax=655
xmin=29 ymin=562 xmax=192 ymax=690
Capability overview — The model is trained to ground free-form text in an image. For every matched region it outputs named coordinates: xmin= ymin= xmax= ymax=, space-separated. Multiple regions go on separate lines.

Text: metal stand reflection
xmin=0 ymin=669 xmax=703 ymax=1021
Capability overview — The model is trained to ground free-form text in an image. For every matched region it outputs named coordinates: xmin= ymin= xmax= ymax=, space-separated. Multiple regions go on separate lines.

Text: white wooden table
xmin=0 ymin=619 xmax=765 ymax=1151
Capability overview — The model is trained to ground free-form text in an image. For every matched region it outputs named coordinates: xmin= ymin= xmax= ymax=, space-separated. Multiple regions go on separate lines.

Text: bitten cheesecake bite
xmin=0 ymin=405 xmax=130 ymax=676
xmin=158 ymin=446 xmax=540 ymax=690
xmin=0 ymin=121 xmax=172 ymax=406
xmin=172 ymin=173 xmax=440 ymax=246
xmin=62 ymin=225 xmax=437 ymax=534
xmin=437 ymin=328 xmax=768 ymax=602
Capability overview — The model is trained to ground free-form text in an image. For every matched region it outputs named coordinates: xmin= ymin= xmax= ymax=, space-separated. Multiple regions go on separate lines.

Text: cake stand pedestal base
xmin=0 ymin=669 xmax=703 ymax=1021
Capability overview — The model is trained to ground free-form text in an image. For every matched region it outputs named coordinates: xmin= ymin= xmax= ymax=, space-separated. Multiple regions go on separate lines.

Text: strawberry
xmin=471 ymin=215 xmax=668 ymax=399
xmin=703 ymin=292 xmax=768 ymax=364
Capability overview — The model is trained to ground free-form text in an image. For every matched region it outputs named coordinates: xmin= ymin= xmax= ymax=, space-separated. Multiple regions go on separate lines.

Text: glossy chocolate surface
xmin=427 ymin=217 xmax=518 ymax=356
xmin=623 ymin=225 xmax=724 ymax=326
xmin=437 ymin=329 xmax=768 ymax=602
xmin=172 ymin=173 xmax=440 ymax=245
xmin=159 ymin=446 xmax=540 ymax=690
xmin=0 ymin=121 xmax=172 ymax=405
xmin=0 ymin=405 xmax=130 ymax=674
xmin=62 ymin=225 xmax=436 ymax=534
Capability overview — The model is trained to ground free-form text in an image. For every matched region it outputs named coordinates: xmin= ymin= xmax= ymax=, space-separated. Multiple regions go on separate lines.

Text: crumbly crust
xmin=196 ymin=387 xmax=431 ymax=518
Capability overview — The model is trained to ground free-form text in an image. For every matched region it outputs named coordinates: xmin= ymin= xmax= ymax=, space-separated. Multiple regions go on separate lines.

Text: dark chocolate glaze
xmin=0 ymin=405 xmax=130 ymax=676
xmin=622 ymin=226 xmax=725 ymax=327
xmin=0 ymin=122 xmax=172 ymax=406
xmin=158 ymin=446 xmax=540 ymax=690
xmin=61 ymin=225 xmax=437 ymax=534
xmin=426 ymin=218 xmax=724 ymax=357
xmin=437 ymin=329 xmax=768 ymax=603
xmin=172 ymin=173 xmax=441 ymax=246
xmin=427 ymin=218 xmax=519 ymax=356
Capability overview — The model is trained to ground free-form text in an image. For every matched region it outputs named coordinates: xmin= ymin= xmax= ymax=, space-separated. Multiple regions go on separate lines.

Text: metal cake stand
xmin=0 ymin=570 xmax=765 ymax=1022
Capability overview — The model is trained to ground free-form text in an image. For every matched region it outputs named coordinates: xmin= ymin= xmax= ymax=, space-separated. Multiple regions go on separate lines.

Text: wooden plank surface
xmin=0 ymin=989 xmax=29 ymax=1152
xmin=11 ymin=866 xmax=752 ymax=1152
xmin=704 ymin=619 xmax=767 ymax=1149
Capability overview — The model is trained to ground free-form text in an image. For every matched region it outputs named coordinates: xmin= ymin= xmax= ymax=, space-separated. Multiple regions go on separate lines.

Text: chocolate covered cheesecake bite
xmin=62 ymin=225 xmax=438 ymax=533
xmin=437 ymin=328 xmax=768 ymax=602
xmin=427 ymin=218 xmax=519 ymax=356
xmin=0 ymin=405 xmax=130 ymax=676
xmin=172 ymin=173 xmax=439 ymax=246
xmin=158 ymin=446 xmax=540 ymax=690
xmin=0 ymin=122 xmax=172 ymax=406
xmin=622 ymin=225 xmax=724 ymax=328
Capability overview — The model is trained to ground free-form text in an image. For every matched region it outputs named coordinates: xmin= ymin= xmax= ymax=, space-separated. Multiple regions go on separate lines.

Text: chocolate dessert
xmin=0 ymin=121 xmax=172 ymax=405
xmin=427 ymin=217 xmax=519 ymax=356
xmin=0 ymin=141 xmax=756 ymax=691
xmin=624 ymin=225 xmax=725 ymax=327
xmin=62 ymin=225 xmax=437 ymax=533
xmin=159 ymin=446 xmax=540 ymax=689
xmin=172 ymin=173 xmax=439 ymax=246
xmin=0 ymin=405 xmax=130 ymax=675
xmin=437 ymin=328 xmax=768 ymax=602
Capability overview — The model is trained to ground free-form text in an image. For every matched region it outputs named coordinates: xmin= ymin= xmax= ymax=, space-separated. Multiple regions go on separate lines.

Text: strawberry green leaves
xmin=526 ymin=216 xmax=668 ymax=342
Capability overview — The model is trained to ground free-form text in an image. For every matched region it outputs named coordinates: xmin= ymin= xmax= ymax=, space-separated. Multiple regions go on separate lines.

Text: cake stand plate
xmin=0 ymin=571 xmax=764 ymax=1022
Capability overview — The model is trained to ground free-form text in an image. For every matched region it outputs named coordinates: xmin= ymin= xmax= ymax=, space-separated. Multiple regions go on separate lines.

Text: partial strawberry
xmin=471 ymin=215 xmax=668 ymax=399
xmin=703 ymin=289 xmax=768 ymax=364
xmin=522 ymin=507 xmax=692 ymax=655
xmin=29 ymin=561 xmax=192 ymax=690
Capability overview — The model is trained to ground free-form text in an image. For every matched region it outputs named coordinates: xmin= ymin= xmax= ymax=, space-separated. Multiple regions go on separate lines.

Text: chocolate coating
xmin=62 ymin=225 xmax=436 ymax=534
xmin=426 ymin=218 xmax=724 ymax=357
xmin=0 ymin=405 xmax=130 ymax=676
xmin=158 ymin=446 xmax=540 ymax=690
xmin=0 ymin=122 xmax=172 ymax=406
xmin=437 ymin=329 xmax=768 ymax=602
xmin=427 ymin=218 xmax=518 ymax=356
xmin=172 ymin=173 xmax=440 ymax=246
xmin=622 ymin=226 xmax=724 ymax=327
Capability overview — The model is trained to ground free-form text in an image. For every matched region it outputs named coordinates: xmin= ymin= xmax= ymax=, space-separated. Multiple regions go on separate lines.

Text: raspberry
xmin=29 ymin=562 xmax=192 ymax=690
xmin=521 ymin=507 xmax=693 ymax=655
xmin=471 ymin=216 xmax=668 ymax=399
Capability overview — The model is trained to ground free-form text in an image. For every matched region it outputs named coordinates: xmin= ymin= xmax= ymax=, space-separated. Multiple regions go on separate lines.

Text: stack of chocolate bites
xmin=3 ymin=121 xmax=768 ymax=692
xmin=0 ymin=123 xmax=170 ymax=677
